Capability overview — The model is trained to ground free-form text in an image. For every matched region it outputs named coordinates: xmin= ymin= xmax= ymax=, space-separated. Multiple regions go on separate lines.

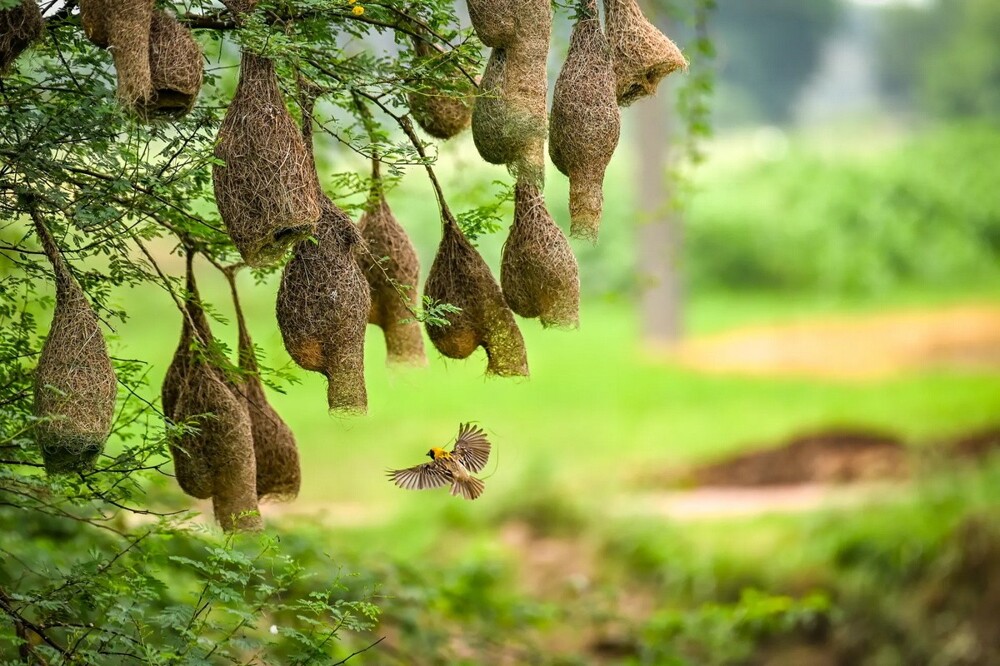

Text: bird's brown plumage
xmin=387 ymin=423 xmax=491 ymax=500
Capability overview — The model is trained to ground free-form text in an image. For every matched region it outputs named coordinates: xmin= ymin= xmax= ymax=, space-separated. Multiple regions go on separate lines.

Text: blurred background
xmin=128 ymin=0 xmax=1000 ymax=661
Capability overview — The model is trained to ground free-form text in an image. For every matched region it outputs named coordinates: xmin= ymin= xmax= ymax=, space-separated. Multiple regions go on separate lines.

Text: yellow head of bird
xmin=427 ymin=447 xmax=449 ymax=460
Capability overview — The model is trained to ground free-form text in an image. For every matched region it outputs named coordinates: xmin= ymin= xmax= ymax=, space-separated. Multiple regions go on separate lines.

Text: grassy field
xmin=71 ymin=123 xmax=1000 ymax=538
xmin=115 ymin=275 xmax=1000 ymax=513
xmin=8 ymin=123 xmax=1000 ymax=663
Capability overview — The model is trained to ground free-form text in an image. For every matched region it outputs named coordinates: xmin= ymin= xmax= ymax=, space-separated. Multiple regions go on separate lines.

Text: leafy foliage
xmin=0 ymin=0 xmax=494 ymax=660
xmin=876 ymin=0 xmax=1000 ymax=119
xmin=685 ymin=124 xmax=1000 ymax=293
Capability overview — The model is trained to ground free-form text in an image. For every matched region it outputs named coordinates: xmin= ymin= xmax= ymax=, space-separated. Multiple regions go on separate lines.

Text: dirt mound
xmin=658 ymin=424 xmax=1000 ymax=491
xmin=946 ymin=426 xmax=1000 ymax=460
xmin=689 ymin=429 xmax=909 ymax=487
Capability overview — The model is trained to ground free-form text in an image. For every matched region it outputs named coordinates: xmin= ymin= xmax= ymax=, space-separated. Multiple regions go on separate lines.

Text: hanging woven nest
xmin=146 ymin=9 xmax=203 ymax=118
xmin=0 ymin=0 xmax=42 ymax=74
xmin=31 ymin=215 xmax=116 ymax=475
xmin=162 ymin=258 xmax=262 ymax=531
xmin=276 ymin=97 xmax=370 ymax=412
xmin=501 ymin=180 xmax=580 ymax=328
xmin=471 ymin=0 xmax=550 ymax=183
xmin=79 ymin=0 xmax=156 ymax=109
xmin=228 ymin=272 xmax=300 ymax=501
xmin=472 ymin=46 xmax=548 ymax=184
xmin=465 ymin=0 xmax=550 ymax=49
xmin=214 ymin=53 xmax=320 ymax=266
xmin=603 ymin=0 xmax=687 ymax=106
xmin=407 ymin=38 xmax=474 ymax=140
xmin=175 ymin=362 xmax=262 ymax=532
xmin=549 ymin=0 xmax=621 ymax=241
xmin=357 ymin=164 xmax=426 ymax=366
xmin=277 ymin=198 xmax=370 ymax=412
xmin=162 ymin=257 xmax=225 ymax=500
xmin=424 ymin=211 xmax=528 ymax=376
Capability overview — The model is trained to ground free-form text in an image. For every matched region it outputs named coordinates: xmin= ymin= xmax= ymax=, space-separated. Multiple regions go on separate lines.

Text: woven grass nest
xmin=407 ymin=38 xmax=474 ymax=140
xmin=31 ymin=215 xmax=116 ymax=475
xmin=424 ymin=211 xmax=528 ymax=377
xmin=214 ymin=53 xmax=320 ymax=267
xmin=79 ymin=0 xmax=204 ymax=117
xmin=472 ymin=46 xmax=548 ymax=184
xmin=79 ymin=0 xmax=154 ymax=108
xmin=471 ymin=0 xmax=550 ymax=183
xmin=229 ymin=273 xmax=300 ymax=502
xmin=357 ymin=164 xmax=426 ymax=366
xmin=466 ymin=0 xmax=550 ymax=49
xmin=147 ymin=10 xmax=203 ymax=117
xmin=162 ymin=258 xmax=262 ymax=532
xmin=0 ymin=0 xmax=43 ymax=74
xmin=277 ymin=98 xmax=370 ymax=412
xmin=549 ymin=0 xmax=621 ymax=241
xmin=603 ymin=0 xmax=687 ymax=106
xmin=277 ymin=197 xmax=370 ymax=412
xmin=501 ymin=181 xmax=580 ymax=328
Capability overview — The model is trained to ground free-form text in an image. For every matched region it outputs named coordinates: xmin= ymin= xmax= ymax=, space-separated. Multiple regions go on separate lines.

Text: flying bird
xmin=387 ymin=423 xmax=491 ymax=500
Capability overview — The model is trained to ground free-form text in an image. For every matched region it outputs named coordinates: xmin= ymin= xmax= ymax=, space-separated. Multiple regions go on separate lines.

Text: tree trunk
xmin=634 ymin=32 xmax=683 ymax=347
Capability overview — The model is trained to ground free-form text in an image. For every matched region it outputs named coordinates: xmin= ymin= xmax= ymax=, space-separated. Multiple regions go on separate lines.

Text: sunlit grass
xmin=115 ymin=272 xmax=1000 ymax=512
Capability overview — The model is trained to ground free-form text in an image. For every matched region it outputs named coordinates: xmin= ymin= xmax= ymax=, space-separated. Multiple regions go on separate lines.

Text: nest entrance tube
xmin=358 ymin=160 xmax=427 ymax=366
xmin=425 ymin=212 xmax=529 ymax=377
xmin=0 ymin=0 xmax=43 ymax=74
xmin=549 ymin=0 xmax=621 ymax=240
xmin=501 ymin=181 xmax=580 ymax=328
xmin=603 ymin=0 xmax=687 ymax=106
xmin=214 ymin=53 xmax=320 ymax=267
xmin=31 ymin=214 xmax=117 ymax=475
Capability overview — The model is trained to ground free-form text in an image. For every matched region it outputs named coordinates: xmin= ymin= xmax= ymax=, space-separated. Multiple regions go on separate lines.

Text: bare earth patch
xmin=633 ymin=426 xmax=1000 ymax=520
xmin=670 ymin=303 xmax=1000 ymax=379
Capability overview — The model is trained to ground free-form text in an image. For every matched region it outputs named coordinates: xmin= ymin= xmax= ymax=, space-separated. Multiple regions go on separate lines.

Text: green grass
xmin=115 ymin=273 xmax=1000 ymax=514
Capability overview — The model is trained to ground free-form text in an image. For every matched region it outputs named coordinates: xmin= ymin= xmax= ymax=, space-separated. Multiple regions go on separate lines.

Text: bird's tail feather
xmin=451 ymin=476 xmax=484 ymax=500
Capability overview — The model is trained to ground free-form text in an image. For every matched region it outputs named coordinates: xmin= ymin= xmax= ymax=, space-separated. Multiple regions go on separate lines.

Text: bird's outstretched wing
xmin=387 ymin=462 xmax=450 ymax=491
xmin=450 ymin=423 xmax=491 ymax=474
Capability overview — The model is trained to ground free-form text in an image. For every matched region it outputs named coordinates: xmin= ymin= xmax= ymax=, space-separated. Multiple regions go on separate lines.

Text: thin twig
xmin=331 ymin=636 xmax=386 ymax=665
